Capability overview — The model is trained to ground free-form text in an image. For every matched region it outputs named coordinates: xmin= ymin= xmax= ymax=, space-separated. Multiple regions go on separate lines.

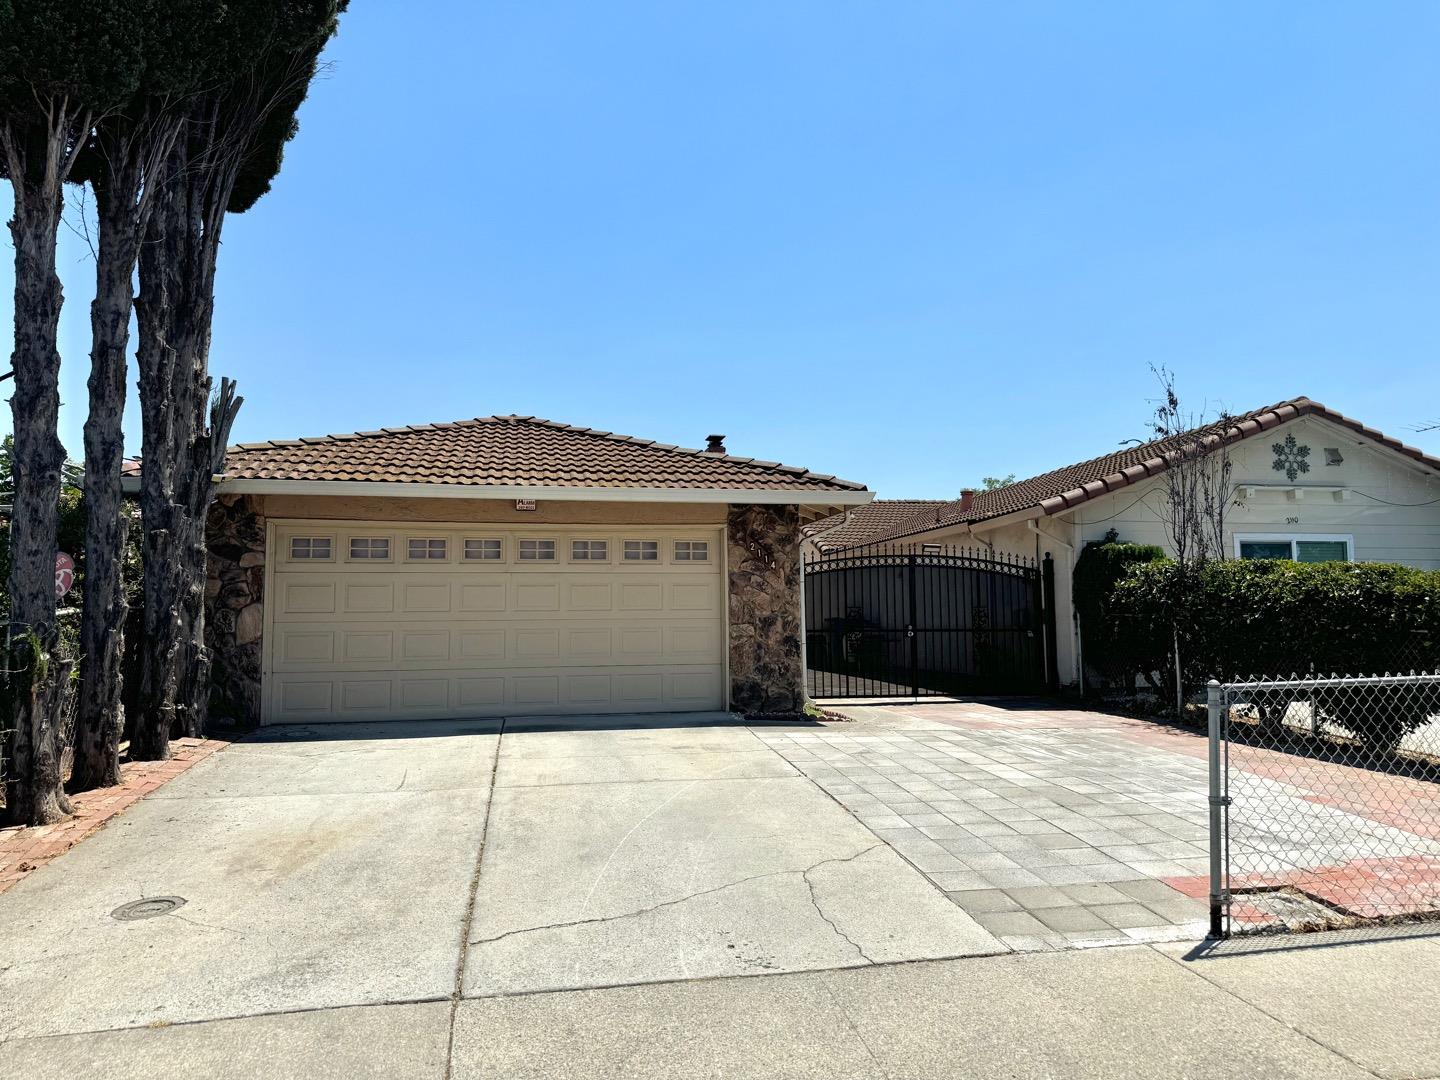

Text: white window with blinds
xmin=1235 ymin=534 xmax=1353 ymax=563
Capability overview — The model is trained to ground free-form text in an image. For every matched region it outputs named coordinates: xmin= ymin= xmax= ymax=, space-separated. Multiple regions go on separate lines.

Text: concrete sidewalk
xmin=7 ymin=929 xmax=1439 ymax=1079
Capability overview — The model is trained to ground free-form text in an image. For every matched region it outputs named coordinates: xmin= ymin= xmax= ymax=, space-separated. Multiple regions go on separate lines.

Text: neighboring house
xmin=125 ymin=416 xmax=870 ymax=724
xmin=857 ymin=397 xmax=1440 ymax=689
xmin=801 ymin=499 xmax=949 ymax=555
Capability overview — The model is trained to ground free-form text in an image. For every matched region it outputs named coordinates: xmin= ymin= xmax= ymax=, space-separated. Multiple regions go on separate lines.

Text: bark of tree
xmin=132 ymin=125 xmax=242 ymax=761
xmin=70 ymin=153 xmax=138 ymax=790
xmin=1 ymin=105 xmax=89 ymax=824
xmin=70 ymin=111 xmax=185 ymax=790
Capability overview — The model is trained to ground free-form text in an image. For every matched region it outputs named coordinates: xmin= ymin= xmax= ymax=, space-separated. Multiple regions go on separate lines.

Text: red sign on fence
xmin=55 ymin=552 xmax=75 ymax=600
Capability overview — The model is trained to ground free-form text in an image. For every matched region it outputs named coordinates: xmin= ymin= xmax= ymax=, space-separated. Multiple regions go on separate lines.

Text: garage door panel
xmin=401 ymin=583 xmax=452 ymax=613
xmin=459 ymin=581 xmax=506 ymax=612
xmin=514 ymin=579 xmax=561 ymax=611
xmin=618 ymin=581 xmax=663 ymax=611
xmin=567 ymin=627 xmax=613 ymax=659
xmin=277 ymin=628 xmax=336 ymax=664
xmin=268 ymin=523 xmax=724 ymax=721
xmin=401 ymin=630 xmax=451 ymax=661
xmin=282 ymin=581 xmax=337 ymax=614
xmin=458 ymin=629 xmax=506 ymax=660
xmin=344 ymin=582 xmax=394 ymax=613
xmin=342 ymin=630 xmax=393 ymax=663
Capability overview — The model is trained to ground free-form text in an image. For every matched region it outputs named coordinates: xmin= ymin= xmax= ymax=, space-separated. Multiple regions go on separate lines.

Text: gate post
xmin=907 ymin=553 xmax=919 ymax=697
xmin=1040 ymin=554 xmax=1059 ymax=692
xmin=1207 ymin=678 xmax=1225 ymax=939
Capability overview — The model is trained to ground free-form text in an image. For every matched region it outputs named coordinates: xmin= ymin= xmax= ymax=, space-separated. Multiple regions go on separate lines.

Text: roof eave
xmin=122 ymin=475 xmax=873 ymax=508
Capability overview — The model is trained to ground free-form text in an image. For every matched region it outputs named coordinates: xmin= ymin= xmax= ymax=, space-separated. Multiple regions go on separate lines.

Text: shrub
xmin=1096 ymin=558 xmax=1440 ymax=751
xmin=1072 ymin=533 xmax=1167 ymax=691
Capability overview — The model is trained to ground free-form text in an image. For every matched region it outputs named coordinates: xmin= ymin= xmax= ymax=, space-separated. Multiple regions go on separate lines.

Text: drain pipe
xmin=1027 ymin=521 xmax=1077 ymax=687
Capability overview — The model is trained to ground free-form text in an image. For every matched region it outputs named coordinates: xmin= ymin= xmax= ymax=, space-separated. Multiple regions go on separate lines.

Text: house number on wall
xmin=1286 ymin=516 xmax=1300 ymax=525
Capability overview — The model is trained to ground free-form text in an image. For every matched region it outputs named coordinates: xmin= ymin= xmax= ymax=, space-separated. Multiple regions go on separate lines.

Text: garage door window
xmin=348 ymin=537 xmax=390 ymax=561
xmin=674 ymin=540 xmax=709 ymax=562
xmin=407 ymin=538 xmax=448 ymax=561
xmin=623 ymin=540 xmax=659 ymax=561
xmin=289 ymin=536 xmax=332 ymax=561
xmin=570 ymin=539 xmax=609 ymax=561
xmin=464 ymin=538 xmax=503 ymax=561
xmin=519 ymin=538 xmax=556 ymax=561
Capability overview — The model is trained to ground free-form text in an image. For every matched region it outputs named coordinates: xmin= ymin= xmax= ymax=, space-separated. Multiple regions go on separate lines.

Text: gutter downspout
xmin=1028 ymin=520 xmax=1079 ymax=690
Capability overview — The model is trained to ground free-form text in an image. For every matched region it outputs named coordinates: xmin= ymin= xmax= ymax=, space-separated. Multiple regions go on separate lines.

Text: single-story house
xmin=819 ymin=397 xmax=1440 ymax=690
xmin=127 ymin=416 xmax=871 ymax=725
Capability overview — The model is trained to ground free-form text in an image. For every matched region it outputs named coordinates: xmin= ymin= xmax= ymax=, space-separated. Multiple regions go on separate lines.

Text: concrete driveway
xmin=0 ymin=713 xmax=1000 ymax=1048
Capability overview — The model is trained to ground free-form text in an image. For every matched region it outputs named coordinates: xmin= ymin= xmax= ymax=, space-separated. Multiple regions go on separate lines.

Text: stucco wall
xmin=1066 ymin=416 xmax=1440 ymax=568
xmin=727 ymin=504 xmax=806 ymax=714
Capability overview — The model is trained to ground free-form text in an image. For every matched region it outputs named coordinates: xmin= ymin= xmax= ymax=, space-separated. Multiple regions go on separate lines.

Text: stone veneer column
xmin=726 ymin=503 xmax=805 ymax=714
xmin=205 ymin=494 xmax=266 ymax=726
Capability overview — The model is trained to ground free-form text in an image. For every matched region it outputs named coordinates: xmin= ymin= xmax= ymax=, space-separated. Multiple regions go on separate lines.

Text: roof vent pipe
xmin=959 ymin=488 xmax=976 ymax=512
xmin=704 ymin=434 xmax=727 ymax=455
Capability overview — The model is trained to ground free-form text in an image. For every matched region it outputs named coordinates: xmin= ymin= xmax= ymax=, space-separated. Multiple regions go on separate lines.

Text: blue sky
xmin=5 ymin=1 xmax=1439 ymax=496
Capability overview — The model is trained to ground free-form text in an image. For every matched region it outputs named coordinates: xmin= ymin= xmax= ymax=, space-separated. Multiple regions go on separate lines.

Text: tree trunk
xmin=69 ymin=182 xmax=139 ymax=791
xmin=132 ymin=166 xmax=186 ymax=763
xmin=4 ymin=158 xmax=73 ymax=824
xmin=7 ymin=185 xmax=66 ymax=636
xmin=2 ymin=641 xmax=75 ymax=826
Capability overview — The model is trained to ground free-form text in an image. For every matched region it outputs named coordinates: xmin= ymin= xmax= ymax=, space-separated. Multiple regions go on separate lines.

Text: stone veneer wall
xmin=206 ymin=495 xmax=266 ymax=726
xmin=726 ymin=503 xmax=805 ymax=714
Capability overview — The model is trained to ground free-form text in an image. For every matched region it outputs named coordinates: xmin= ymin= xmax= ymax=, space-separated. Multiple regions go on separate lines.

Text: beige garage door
xmin=264 ymin=521 xmax=725 ymax=722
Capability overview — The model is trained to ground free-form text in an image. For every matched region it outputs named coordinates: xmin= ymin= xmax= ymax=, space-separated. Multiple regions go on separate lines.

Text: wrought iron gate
xmin=803 ymin=543 xmax=1056 ymax=699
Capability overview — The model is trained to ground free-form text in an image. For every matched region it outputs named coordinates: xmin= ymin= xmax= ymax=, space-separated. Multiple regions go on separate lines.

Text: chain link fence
xmin=1207 ymin=672 xmax=1440 ymax=937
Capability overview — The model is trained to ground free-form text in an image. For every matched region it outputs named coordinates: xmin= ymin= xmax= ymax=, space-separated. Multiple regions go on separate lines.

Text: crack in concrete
xmin=469 ymin=844 xmax=885 ymax=954
xmin=170 ymin=912 xmax=246 ymax=938
xmin=802 ymin=846 xmax=882 ymax=963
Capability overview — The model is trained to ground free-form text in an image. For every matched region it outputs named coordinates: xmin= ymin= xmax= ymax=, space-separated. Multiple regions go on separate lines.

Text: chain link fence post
xmin=1207 ymin=677 xmax=1225 ymax=938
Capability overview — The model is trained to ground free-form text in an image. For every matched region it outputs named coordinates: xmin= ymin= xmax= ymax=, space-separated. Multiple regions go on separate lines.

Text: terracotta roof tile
xmin=123 ymin=414 xmax=867 ymax=493
xmin=865 ymin=396 xmax=1440 ymax=545
xmin=803 ymin=499 xmax=951 ymax=549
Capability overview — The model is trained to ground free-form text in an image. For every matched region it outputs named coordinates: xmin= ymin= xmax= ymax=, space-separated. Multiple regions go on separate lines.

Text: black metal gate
xmin=803 ymin=543 xmax=1056 ymax=699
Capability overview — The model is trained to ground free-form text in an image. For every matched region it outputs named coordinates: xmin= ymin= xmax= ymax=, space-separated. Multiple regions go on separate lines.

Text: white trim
xmin=120 ymin=475 xmax=871 ymax=508
xmin=1234 ymin=532 xmax=1355 ymax=562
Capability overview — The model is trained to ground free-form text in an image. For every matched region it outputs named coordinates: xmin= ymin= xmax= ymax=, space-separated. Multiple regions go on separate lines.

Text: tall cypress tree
xmin=0 ymin=2 xmax=145 ymax=823
xmin=130 ymin=1 xmax=347 ymax=760
xmin=68 ymin=3 xmax=233 ymax=790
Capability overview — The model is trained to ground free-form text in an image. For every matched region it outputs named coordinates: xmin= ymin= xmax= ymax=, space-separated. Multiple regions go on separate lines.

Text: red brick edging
xmin=0 ymin=736 xmax=231 ymax=896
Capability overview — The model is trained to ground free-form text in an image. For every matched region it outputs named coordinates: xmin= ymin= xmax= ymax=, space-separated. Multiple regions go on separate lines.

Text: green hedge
xmin=1084 ymin=554 xmax=1440 ymax=749
xmin=1072 ymin=533 xmax=1166 ymax=688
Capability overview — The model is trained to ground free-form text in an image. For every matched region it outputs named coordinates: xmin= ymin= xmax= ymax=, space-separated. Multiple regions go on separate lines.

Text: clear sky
xmin=4 ymin=1 xmax=1439 ymax=497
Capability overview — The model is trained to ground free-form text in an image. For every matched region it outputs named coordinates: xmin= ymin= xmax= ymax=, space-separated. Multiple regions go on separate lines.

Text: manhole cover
xmin=110 ymin=896 xmax=186 ymax=921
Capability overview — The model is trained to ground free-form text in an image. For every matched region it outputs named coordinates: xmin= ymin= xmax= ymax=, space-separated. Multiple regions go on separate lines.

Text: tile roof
xmin=866 ymin=397 xmax=1440 ymax=545
xmin=123 ymin=415 xmax=867 ymax=493
xmin=802 ymin=500 xmax=950 ymax=549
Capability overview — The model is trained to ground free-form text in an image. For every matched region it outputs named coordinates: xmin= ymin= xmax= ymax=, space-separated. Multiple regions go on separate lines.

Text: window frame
xmin=1234 ymin=533 xmax=1354 ymax=563
xmin=405 ymin=537 xmax=449 ymax=562
xmin=288 ymin=535 xmax=334 ymax=562
xmin=463 ymin=537 xmax=505 ymax=562
xmin=672 ymin=539 xmax=710 ymax=563
xmin=569 ymin=538 xmax=610 ymax=563
xmin=622 ymin=539 xmax=660 ymax=562
xmin=518 ymin=538 xmax=558 ymax=562
xmin=346 ymin=536 xmax=392 ymax=563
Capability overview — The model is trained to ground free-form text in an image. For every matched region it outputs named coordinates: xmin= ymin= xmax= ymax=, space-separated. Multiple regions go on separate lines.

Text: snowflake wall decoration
xmin=1271 ymin=434 xmax=1311 ymax=481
